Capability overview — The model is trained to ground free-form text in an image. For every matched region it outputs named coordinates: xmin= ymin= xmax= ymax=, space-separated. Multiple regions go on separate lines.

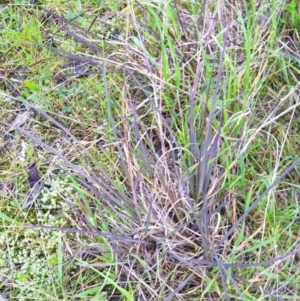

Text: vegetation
xmin=0 ymin=0 xmax=299 ymax=300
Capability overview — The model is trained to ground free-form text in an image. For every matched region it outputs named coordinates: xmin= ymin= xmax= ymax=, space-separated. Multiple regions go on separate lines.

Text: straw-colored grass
xmin=1 ymin=1 xmax=300 ymax=300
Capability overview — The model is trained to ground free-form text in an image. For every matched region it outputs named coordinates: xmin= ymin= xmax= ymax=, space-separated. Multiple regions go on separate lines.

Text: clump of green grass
xmin=1 ymin=0 xmax=300 ymax=300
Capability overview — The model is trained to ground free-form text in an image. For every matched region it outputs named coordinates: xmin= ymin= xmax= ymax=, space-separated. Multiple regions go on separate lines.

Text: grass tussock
xmin=0 ymin=0 xmax=300 ymax=300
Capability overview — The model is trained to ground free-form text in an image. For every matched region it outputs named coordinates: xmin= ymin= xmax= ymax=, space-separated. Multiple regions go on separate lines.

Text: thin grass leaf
xmin=21 ymin=224 xmax=154 ymax=246
xmin=8 ymin=110 xmax=31 ymax=132
xmin=163 ymin=273 xmax=194 ymax=301
xmin=0 ymin=212 xmax=22 ymax=226
xmin=22 ymin=180 xmax=44 ymax=209
xmin=217 ymin=156 xmax=300 ymax=249
xmin=78 ymin=262 xmax=134 ymax=301
xmin=75 ymin=286 xmax=107 ymax=298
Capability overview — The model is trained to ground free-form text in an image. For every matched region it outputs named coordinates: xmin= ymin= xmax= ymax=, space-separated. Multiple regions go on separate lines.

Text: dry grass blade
xmin=22 ymin=181 xmax=44 ymax=209
xmin=170 ymin=244 xmax=300 ymax=268
xmin=20 ymin=224 xmax=154 ymax=245
xmin=1 ymin=0 xmax=300 ymax=299
xmin=217 ymin=156 xmax=300 ymax=248
xmin=7 ymin=111 xmax=31 ymax=132
xmin=163 ymin=273 xmax=194 ymax=301
xmin=13 ymin=125 xmax=135 ymax=214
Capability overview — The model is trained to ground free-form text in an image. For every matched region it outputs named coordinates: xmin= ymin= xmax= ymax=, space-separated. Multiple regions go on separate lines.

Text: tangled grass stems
xmin=1 ymin=0 xmax=300 ymax=300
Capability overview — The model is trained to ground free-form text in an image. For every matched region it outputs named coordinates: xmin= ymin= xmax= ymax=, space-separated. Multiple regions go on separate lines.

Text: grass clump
xmin=1 ymin=0 xmax=300 ymax=300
